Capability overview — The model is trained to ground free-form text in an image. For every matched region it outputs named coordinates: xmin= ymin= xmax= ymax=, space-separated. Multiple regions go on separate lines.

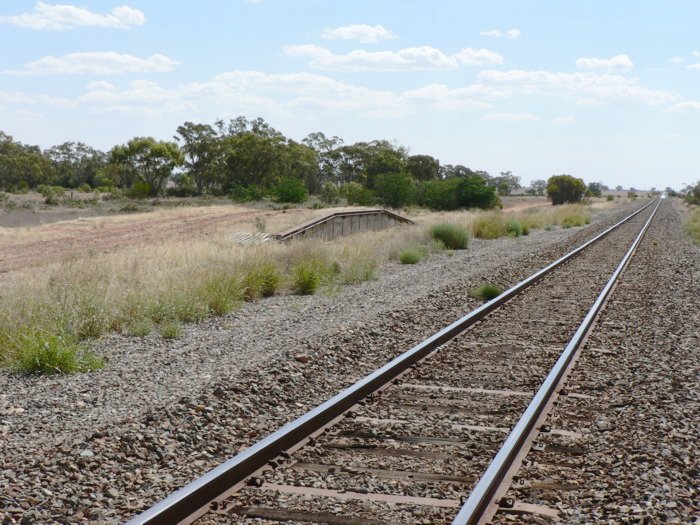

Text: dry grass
xmin=0 ymin=201 xmax=610 ymax=373
xmin=686 ymin=205 xmax=700 ymax=244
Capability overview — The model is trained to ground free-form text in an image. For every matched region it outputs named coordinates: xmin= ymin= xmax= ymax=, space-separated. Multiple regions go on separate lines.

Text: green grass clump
xmin=430 ymin=223 xmax=469 ymax=249
xmin=470 ymin=284 xmax=503 ymax=301
xmin=160 ymin=321 xmax=182 ymax=339
xmin=505 ymin=219 xmax=524 ymax=237
xmin=198 ymin=275 xmax=241 ymax=316
xmin=687 ymin=207 xmax=700 ymax=244
xmin=473 ymin=214 xmax=506 ymax=239
xmin=127 ymin=318 xmax=152 ymax=337
xmin=399 ymin=248 xmax=425 ymax=264
xmin=561 ymin=214 xmax=587 ymax=228
xmin=339 ymin=258 xmax=377 ymax=284
xmin=292 ymin=260 xmax=322 ymax=295
xmin=10 ymin=330 xmax=103 ymax=374
xmin=242 ymin=263 xmax=280 ymax=300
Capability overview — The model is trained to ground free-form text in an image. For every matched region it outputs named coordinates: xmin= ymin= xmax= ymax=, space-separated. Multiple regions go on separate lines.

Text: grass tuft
xmin=10 ymin=330 xmax=103 ymax=374
xmin=470 ymin=284 xmax=503 ymax=301
xmin=505 ymin=219 xmax=524 ymax=237
xmin=430 ymin=223 xmax=469 ymax=249
xmin=160 ymin=321 xmax=182 ymax=339
xmin=687 ymin=206 xmax=700 ymax=244
xmin=127 ymin=318 xmax=152 ymax=337
xmin=242 ymin=263 xmax=280 ymax=300
xmin=399 ymin=248 xmax=425 ymax=264
xmin=292 ymin=260 xmax=322 ymax=295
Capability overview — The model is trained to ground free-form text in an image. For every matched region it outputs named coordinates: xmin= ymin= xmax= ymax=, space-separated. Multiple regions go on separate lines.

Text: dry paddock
xmin=0 ymin=199 xmax=697 ymax=524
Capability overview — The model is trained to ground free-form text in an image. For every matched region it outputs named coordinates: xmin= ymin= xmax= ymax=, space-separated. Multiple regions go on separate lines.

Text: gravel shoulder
xmin=0 ymin=202 xmax=646 ymax=524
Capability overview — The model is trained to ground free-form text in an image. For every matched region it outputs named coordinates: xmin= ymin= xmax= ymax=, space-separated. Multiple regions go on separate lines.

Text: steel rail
xmin=127 ymin=199 xmax=655 ymax=525
xmin=451 ymin=197 xmax=663 ymax=525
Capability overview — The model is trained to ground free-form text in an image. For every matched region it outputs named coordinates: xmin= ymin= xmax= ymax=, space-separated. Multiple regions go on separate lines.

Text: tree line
xmin=1 ymin=116 xmax=659 ymax=210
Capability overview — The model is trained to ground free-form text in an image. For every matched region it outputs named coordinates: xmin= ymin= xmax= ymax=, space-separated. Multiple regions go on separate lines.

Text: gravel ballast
xmin=2 ymin=201 xmax=681 ymax=524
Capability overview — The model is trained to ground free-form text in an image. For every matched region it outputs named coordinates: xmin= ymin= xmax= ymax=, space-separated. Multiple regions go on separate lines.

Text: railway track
xmin=128 ymin=199 xmax=662 ymax=525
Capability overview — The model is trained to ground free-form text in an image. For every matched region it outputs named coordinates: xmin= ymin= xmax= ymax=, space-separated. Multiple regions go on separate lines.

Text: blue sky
xmin=1 ymin=1 xmax=698 ymax=189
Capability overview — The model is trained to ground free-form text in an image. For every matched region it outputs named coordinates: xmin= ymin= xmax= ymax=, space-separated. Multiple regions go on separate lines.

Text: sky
xmin=0 ymin=1 xmax=699 ymax=189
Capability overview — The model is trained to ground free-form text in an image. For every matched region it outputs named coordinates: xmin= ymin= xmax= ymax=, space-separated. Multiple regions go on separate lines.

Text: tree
xmin=546 ymin=175 xmax=587 ymax=205
xmin=490 ymin=171 xmax=521 ymax=196
xmin=272 ymin=177 xmax=308 ymax=203
xmin=456 ymin=175 xmax=501 ymax=209
xmin=109 ymin=137 xmax=183 ymax=196
xmin=175 ymin=122 xmax=219 ymax=194
xmin=531 ymin=179 xmax=546 ymax=196
xmin=302 ymin=132 xmax=343 ymax=192
xmin=374 ymin=172 xmax=415 ymax=208
xmin=45 ymin=142 xmax=106 ymax=188
xmin=587 ymin=181 xmax=604 ymax=197
xmin=407 ymin=154 xmax=439 ymax=181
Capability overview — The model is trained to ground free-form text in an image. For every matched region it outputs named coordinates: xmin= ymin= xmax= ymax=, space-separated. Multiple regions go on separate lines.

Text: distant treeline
xmin=1 ymin=115 xmax=663 ymax=210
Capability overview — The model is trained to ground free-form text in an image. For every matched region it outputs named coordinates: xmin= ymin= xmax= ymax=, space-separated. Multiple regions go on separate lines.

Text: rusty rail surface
xmin=274 ymin=208 xmax=413 ymax=241
xmin=127 ymin=200 xmax=656 ymax=525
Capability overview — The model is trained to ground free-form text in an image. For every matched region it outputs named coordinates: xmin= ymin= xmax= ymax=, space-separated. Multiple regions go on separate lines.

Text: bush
xmin=292 ymin=260 xmax=322 ymax=295
xmin=320 ymin=183 xmax=340 ymax=204
xmin=273 ymin=177 xmax=308 ymax=203
xmin=399 ymin=248 xmax=424 ymax=264
xmin=77 ymin=183 xmax=92 ymax=193
xmin=505 ymin=219 xmax=523 ymax=237
xmin=340 ymin=182 xmax=376 ymax=206
xmin=470 ymin=284 xmax=503 ymax=301
xmin=242 ymin=263 xmax=280 ymax=300
xmin=126 ymin=181 xmax=152 ymax=199
xmin=374 ymin=172 xmax=415 ymax=208
xmin=430 ymin=223 xmax=469 ymax=249
xmin=416 ymin=177 xmax=500 ymax=211
xmin=10 ymin=330 xmax=103 ymax=374
xmin=229 ymin=184 xmax=267 ymax=203
xmin=547 ymin=175 xmax=586 ymax=205
xmin=160 ymin=321 xmax=182 ymax=339
xmin=606 ymin=194 xmax=615 ymax=201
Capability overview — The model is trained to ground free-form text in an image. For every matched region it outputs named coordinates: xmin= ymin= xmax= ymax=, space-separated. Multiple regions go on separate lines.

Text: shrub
xmin=606 ymin=194 xmax=615 ymax=201
xmin=340 ymin=182 xmax=376 ymax=206
xmin=273 ymin=177 xmax=308 ymax=203
xmin=374 ymin=172 xmax=415 ymax=208
xmin=126 ymin=181 xmax=152 ymax=199
xmin=229 ymin=184 xmax=267 ymax=203
xmin=399 ymin=248 xmax=424 ymax=264
xmin=292 ymin=260 xmax=321 ymax=295
xmin=320 ymin=183 xmax=340 ymax=204
xmin=430 ymin=223 xmax=469 ymax=249
xmin=10 ymin=330 xmax=103 ymax=374
xmin=242 ymin=263 xmax=280 ymax=300
xmin=456 ymin=175 xmax=501 ymax=209
xmin=505 ymin=219 xmax=523 ymax=237
xmin=546 ymin=175 xmax=586 ymax=205
xmin=416 ymin=179 xmax=459 ymax=210
xmin=470 ymin=284 xmax=503 ymax=301
xmin=160 ymin=321 xmax=182 ymax=339
xmin=77 ymin=183 xmax=92 ymax=193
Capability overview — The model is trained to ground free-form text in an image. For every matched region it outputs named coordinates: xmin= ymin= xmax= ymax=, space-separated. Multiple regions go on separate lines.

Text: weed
xmin=562 ymin=215 xmax=586 ymax=228
xmin=160 ymin=321 xmax=182 ymax=339
xmin=430 ymin=223 xmax=469 ymax=249
xmin=399 ymin=248 xmax=424 ymax=264
xmin=127 ymin=318 xmax=152 ymax=337
xmin=242 ymin=263 xmax=280 ymax=300
xmin=292 ymin=260 xmax=322 ymax=295
xmin=505 ymin=219 xmax=524 ymax=237
xmin=470 ymin=284 xmax=503 ymax=301
xmin=10 ymin=330 xmax=103 ymax=374
xmin=544 ymin=224 xmax=556 ymax=231
xmin=473 ymin=214 xmax=506 ymax=239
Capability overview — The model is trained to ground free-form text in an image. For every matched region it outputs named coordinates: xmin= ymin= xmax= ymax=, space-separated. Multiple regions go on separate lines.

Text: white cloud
xmin=692 ymin=51 xmax=700 ymax=57
xmin=6 ymin=52 xmax=178 ymax=75
xmin=455 ymin=48 xmax=504 ymax=66
xmin=665 ymin=101 xmax=700 ymax=112
xmin=551 ymin=116 xmax=576 ymax=126
xmin=86 ymin=80 xmax=118 ymax=92
xmin=478 ymin=69 xmax=676 ymax=105
xmin=281 ymin=44 xmax=503 ymax=71
xmin=320 ymin=24 xmax=397 ymax=43
xmin=686 ymin=63 xmax=700 ymax=70
xmin=0 ymin=2 xmax=144 ymax=30
xmin=576 ymin=54 xmax=634 ymax=72
xmin=480 ymin=28 xmax=521 ymax=39
xmin=482 ymin=112 xmax=540 ymax=122
xmin=670 ymin=57 xmax=684 ymax=63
